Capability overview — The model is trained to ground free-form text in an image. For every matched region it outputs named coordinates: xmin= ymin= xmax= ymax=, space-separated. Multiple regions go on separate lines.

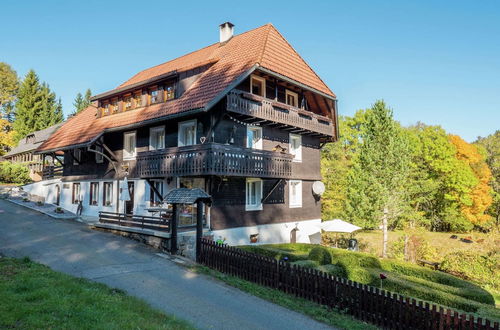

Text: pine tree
xmin=72 ymin=88 xmax=92 ymax=115
xmin=13 ymin=70 xmax=43 ymax=141
xmin=13 ymin=70 xmax=63 ymax=141
xmin=345 ymin=101 xmax=411 ymax=257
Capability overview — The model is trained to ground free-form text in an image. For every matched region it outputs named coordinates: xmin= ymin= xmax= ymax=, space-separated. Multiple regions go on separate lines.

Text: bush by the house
xmin=0 ymin=161 xmax=31 ymax=184
xmin=308 ymin=246 xmax=332 ymax=265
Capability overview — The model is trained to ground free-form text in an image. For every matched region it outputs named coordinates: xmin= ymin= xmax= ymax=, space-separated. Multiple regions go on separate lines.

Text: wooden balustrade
xmin=132 ymin=143 xmax=293 ymax=179
xmin=42 ymin=165 xmax=63 ymax=179
xmin=99 ymin=211 xmax=171 ymax=232
xmin=226 ymin=91 xmax=335 ymax=136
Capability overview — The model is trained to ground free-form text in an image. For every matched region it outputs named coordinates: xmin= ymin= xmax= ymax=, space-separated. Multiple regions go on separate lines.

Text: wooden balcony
xmin=42 ymin=165 xmax=63 ymax=180
xmin=131 ymin=143 xmax=293 ymax=179
xmin=226 ymin=91 xmax=335 ymax=137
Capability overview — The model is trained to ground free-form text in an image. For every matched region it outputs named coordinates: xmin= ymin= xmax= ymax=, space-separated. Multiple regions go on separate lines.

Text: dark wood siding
xmin=209 ymin=178 xmax=321 ymax=230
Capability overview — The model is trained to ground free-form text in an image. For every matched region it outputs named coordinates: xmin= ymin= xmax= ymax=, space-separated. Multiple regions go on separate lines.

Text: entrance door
xmin=125 ymin=182 xmax=134 ymax=215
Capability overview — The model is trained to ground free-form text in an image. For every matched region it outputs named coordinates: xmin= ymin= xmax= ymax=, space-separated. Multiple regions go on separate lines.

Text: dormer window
xmin=134 ymin=92 xmax=142 ymax=108
xmin=165 ymin=85 xmax=175 ymax=100
xmin=286 ymin=90 xmax=298 ymax=107
xmin=25 ymin=134 xmax=35 ymax=144
xmin=124 ymin=96 xmax=132 ymax=111
xmin=251 ymin=75 xmax=266 ymax=97
xmin=150 ymin=89 xmax=159 ymax=104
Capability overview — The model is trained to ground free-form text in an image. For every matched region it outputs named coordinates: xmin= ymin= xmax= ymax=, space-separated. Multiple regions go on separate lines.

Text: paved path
xmin=0 ymin=200 xmax=333 ymax=330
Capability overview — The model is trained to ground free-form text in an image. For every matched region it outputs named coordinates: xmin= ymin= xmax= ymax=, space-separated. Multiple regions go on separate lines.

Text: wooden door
xmin=125 ymin=182 xmax=134 ymax=215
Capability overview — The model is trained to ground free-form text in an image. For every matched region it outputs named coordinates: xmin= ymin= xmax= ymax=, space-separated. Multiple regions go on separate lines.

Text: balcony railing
xmin=131 ymin=143 xmax=293 ymax=179
xmin=227 ymin=91 xmax=334 ymax=136
xmin=42 ymin=165 xmax=63 ymax=180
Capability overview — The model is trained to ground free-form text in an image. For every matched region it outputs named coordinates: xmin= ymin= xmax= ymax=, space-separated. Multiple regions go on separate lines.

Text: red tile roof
xmin=38 ymin=24 xmax=335 ymax=152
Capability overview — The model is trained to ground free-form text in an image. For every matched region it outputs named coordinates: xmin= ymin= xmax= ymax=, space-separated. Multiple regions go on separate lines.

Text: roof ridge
xmin=257 ymin=24 xmax=272 ymax=65
xmin=265 ymin=24 xmax=334 ymax=96
xmin=118 ymin=23 xmax=272 ymax=89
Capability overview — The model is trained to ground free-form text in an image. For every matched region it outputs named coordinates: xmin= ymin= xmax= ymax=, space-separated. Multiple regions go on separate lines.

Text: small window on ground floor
xmin=103 ymin=182 xmax=113 ymax=206
xmin=289 ymin=180 xmax=302 ymax=208
xmin=89 ymin=182 xmax=99 ymax=206
xmin=72 ymin=183 xmax=81 ymax=204
xmin=246 ymin=178 xmax=263 ymax=211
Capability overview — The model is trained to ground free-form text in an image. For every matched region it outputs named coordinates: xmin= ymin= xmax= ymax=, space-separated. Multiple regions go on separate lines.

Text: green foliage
xmin=0 ymin=257 xmax=192 ymax=329
xmin=345 ymin=101 xmax=411 ymax=229
xmin=0 ymin=161 xmax=31 ymax=184
xmin=13 ymin=70 xmax=63 ymax=142
xmin=308 ymin=246 xmax=332 ymax=265
xmin=240 ymin=245 xmax=308 ymax=262
xmin=440 ymin=250 xmax=500 ymax=290
xmin=0 ymin=62 xmax=19 ymax=122
xmin=72 ymin=88 xmax=92 ymax=115
xmin=290 ymin=260 xmax=319 ymax=268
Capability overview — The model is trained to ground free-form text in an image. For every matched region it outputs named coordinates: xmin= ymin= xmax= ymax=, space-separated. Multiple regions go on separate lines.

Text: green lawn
xmin=241 ymin=244 xmax=500 ymax=322
xmin=0 ymin=257 xmax=192 ymax=329
xmin=194 ymin=265 xmax=377 ymax=330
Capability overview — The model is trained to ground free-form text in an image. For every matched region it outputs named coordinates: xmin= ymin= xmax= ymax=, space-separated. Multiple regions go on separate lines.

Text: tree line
xmin=0 ymin=62 xmax=91 ymax=155
xmin=321 ymin=101 xmax=499 ymax=236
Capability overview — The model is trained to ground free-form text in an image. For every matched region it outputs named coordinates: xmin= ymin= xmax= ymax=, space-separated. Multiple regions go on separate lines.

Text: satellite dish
xmin=312 ymin=181 xmax=325 ymax=197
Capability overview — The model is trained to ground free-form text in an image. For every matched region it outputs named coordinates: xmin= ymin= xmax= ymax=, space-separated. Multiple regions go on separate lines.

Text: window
xmin=285 ymin=90 xmax=298 ymax=107
xmin=150 ymin=89 xmax=159 ymax=104
xmin=124 ymin=96 xmax=132 ymax=111
xmin=95 ymin=145 xmax=103 ymax=163
xmin=103 ymin=102 xmax=110 ymax=115
xmin=165 ymin=85 xmax=175 ymax=100
xmin=289 ymin=134 xmax=302 ymax=162
xmin=149 ymin=126 xmax=165 ymax=150
xmin=89 ymin=182 xmax=99 ymax=206
xmin=134 ymin=93 xmax=142 ymax=108
xmin=250 ymin=75 xmax=266 ymax=97
xmin=111 ymin=99 xmax=119 ymax=113
xmin=123 ymin=131 xmax=136 ymax=160
xmin=247 ymin=126 xmax=262 ymax=149
xmin=178 ymin=120 xmax=197 ymax=146
xmin=289 ymin=180 xmax=302 ymax=208
xmin=103 ymin=182 xmax=113 ymax=206
xmin=73 ymin=149 xmax=81 ymax=165
xmin=246 ymin=178 xmax=263 ymax=211
xmin=72 ymin=183 xmax=81 ymax=204
xmin=149 ymin=180 xmax=164 ymax=207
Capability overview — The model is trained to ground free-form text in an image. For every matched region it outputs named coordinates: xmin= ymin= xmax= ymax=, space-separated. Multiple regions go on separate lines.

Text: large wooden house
xmin=30 ymin=22 xmax=338 ymax=245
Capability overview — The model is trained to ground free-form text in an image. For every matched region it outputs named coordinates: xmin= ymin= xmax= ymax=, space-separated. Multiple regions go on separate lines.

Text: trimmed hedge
xmin=308 ymin=246 xmax=332 ymax=265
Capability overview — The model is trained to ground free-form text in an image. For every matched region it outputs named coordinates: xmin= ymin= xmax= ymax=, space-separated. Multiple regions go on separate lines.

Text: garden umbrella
xmin=321 ymin=219 xmax=361 ymax=247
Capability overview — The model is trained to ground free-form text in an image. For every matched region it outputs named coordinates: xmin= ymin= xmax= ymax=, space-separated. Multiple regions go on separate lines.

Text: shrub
xmin=241 ymin=246 xmax=308 ymax=262
xmin=290 ymin=260 xmax=319 ymax=269
xmin=0 ymin=161 xmax=31 ymax=184
xmin=308 ymin=246 xmax=332 ymax=265
xmin=440 ymin=250 xmax=500 ymax=290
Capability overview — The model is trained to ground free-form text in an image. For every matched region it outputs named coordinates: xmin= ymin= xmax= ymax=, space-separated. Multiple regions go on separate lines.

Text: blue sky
xmin=1 ymin=0 xmax=499 ymax=141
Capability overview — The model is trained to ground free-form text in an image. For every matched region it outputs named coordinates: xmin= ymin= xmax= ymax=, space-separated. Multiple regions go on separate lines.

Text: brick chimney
xmin=219 ymin=22 xmax=234 ymax=43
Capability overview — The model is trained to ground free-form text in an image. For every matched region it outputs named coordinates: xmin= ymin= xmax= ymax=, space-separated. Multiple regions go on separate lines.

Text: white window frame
xmin=72 ymin=183 xmax=81 ymax=204
xmin=73 ymin=149 xmax=81 ymax=165
xmin=246 ymin=178 xmax=263 ymax=211
xmin=285 ymin=89 xmax=299 ymax=107
xmin=178 ymin=119 xmax=197 ymax=147
xmin=250 ymin=75 xmax=266 ymax=97
xmin=289 ymin=134 xmax=302 ymax=162
xmin=103 ymin=182 xmax=113 ymax=207
xmin=89 ymin=182 xmax=99 ymax=206
xmin=289 ymin=180 xmax=302 ymax=208
xmin=149 ymin=126 xmax=165 ymax=151
xmin=247 ymin=126 xmax=263 ymax=149
xmin=123 ymin=131 xmax=137 ymax=160
xmin=95 ymin=145 xmax=104 ymax=163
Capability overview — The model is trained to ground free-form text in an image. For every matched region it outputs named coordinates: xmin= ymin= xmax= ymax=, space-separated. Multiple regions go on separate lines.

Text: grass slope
xmin=241 ymin=244 xmax=500 ymax=322
xmin=0 ymin=257 xmax=192 ymax=329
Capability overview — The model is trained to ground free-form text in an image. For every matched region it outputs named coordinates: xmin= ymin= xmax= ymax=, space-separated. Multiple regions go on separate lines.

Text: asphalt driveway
xmin=0 ymin=200 xmax=332 ymax=330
